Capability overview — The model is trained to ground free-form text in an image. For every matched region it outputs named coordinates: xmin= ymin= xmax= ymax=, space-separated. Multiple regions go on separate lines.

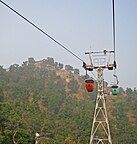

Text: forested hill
xmin=0 ymin=57 xmax=137 ymax=144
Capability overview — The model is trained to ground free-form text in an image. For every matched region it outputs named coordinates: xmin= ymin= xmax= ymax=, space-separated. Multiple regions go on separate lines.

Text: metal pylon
xmin=89 ymin=67 xmax=112 ymax=144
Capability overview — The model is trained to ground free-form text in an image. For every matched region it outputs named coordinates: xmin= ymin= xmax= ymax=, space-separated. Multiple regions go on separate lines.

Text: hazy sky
xmin=0 ymin=0 xmax=137 ymax=89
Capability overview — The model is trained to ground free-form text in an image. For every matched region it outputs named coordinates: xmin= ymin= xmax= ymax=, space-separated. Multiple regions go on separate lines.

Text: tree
xmin=126 ymin=87 xmax=133 ymax=97
xmin=65 ymin=65 xmax=73 ymax=71
xmin=54 ymin=62 xmax=63 ymax=69
xmin=68 ymin=79 xmax=79 ymax=93
xmin=9 ymin=64 xmax=19 ymax=72
xmin=54 ymin=62 xmax=58 ymax=68
xmin=0 ymin=66 xmax=6 ymax=73
xmin=58 ymin=63 xmax=63 ymax=69
xmin=22 ymin=61 xmax=28 ymax=67
xmin=74 ymin=68 xmax=79 ymax=75
xmin=47 ymin=57 xmax=54 ymax=66
xmin=28 ymin=57 xmax=35 ymax=65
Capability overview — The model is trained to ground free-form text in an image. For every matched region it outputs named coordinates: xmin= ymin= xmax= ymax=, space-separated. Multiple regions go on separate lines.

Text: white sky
xmin=0 ymin=0 xmax=137 ymax=89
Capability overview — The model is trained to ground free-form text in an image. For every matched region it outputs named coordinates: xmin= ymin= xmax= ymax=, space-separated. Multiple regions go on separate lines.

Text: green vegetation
xmin=0 ymin=58 xmax=137 ymax=143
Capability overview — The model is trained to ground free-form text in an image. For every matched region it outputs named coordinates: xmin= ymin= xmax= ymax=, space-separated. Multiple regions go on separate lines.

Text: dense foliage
xmin=0 ymin=58 xmax=137 ymax=144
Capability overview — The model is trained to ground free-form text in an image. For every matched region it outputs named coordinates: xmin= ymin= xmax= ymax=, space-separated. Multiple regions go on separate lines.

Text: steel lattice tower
xmin=89 ymin=67 xmax=112 ymax=144
xmin=84 ymin=50 xmax=114 ymax=144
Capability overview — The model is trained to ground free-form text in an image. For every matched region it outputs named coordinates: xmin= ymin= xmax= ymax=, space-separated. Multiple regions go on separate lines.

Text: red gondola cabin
xmin=85 ymin=79 xmax=94 ymax=92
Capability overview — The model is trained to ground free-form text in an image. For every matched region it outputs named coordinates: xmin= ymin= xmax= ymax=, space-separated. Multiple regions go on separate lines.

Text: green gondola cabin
xmin=111 ymin=85 xmax=119 ymax=95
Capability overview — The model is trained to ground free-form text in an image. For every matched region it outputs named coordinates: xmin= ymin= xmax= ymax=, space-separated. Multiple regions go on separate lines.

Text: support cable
xmin=112 ymin=0 xmax=116 ymax=61
xmin=112 ymin=0 xmax=118 ymax=84
xmin=0 ymin=0 xmax=85 ymax=63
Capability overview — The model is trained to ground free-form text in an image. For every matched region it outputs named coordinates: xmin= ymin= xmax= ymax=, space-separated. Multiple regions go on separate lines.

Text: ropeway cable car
xmin=85 ymin=78 xmax=94 ymax=92
xmin=83 ymin=63 xmax=95 ymax=92
xmin=111 ymin=85 xmax=119 ymax=95
xmin=111 ymin=74 xmax=119 ymax=95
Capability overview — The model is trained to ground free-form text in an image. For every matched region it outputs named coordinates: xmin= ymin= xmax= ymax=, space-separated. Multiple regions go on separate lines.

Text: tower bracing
xmin=89 ymin=67 xmax=112 ymax=144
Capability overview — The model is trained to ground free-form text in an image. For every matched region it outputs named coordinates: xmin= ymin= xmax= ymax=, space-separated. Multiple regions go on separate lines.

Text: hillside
xmin=0 ymin=57 xmax=137 ymax=144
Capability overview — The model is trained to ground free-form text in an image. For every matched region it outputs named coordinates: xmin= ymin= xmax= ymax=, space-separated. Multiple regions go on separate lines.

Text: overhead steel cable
xmin=0 ymin=0 xmax=85 ymax=63
xmin=112 ymin=0 xmax=117 ymax=72
xmin=112 ymin=0 xmax=116 ymax=61
xmin=112 ymin=0 xmax=118 ymax=84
